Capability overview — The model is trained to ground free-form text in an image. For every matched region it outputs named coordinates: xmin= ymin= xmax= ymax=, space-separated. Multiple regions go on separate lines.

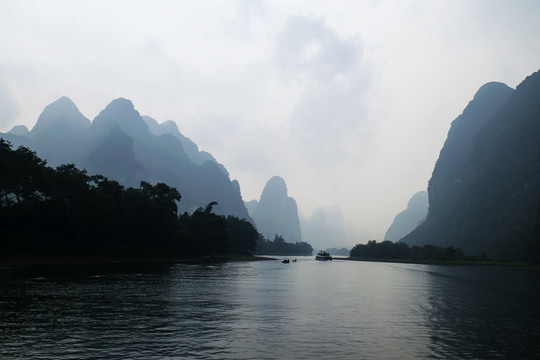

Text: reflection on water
xmin=1 ymin=259 xmax=539 ymax=359
xmin=423 ymin=266 xmax=540 ymax=359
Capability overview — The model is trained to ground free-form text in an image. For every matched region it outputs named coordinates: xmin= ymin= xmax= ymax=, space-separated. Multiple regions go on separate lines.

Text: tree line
xmin=349 ymin=240 xmax=468 ymax=261
xmin=0 ymin=139 xmax=258 ymax=258
xmin=255 ymin=235 xmax=313 ymax=256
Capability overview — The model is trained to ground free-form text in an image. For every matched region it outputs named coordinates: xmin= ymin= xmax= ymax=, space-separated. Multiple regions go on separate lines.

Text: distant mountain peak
xmin=40 ymin=96 xmax=80 ymax=115
xmin=31 ymin=96 xmax=90 ymax=135
xmin=110 ymin=97 xmax=135 ymax=108
xmin=142 ymin=116 xmax=181 ymax=137
xmin=98 ymin=98 xmax=140 ymax=118
xmin=161 ymin=120 xmax=181 ymax=135
xmin=251 ymin=176 xmax=301 ymax=243
xmin=7 ymin=125 xmax=29 ymax=136
xmin=142 ymin=115 xmax=227 ymax=172
xmin=431 ymin=81 xmax=513 ymax=191
xmin=384 ymin=191 xmax=428 ymax=242
xmin=100 ymin=98 xmax=140 ymax=119
xmin=473 ymin=82 xmax=513 ymax=101
xmin=91 ymin=98 xmax=149 ymax=139
xmin=260 ymin=176 xmax=288 ymax=200
xmin=300 ymin=205 xmax=351 ymax=250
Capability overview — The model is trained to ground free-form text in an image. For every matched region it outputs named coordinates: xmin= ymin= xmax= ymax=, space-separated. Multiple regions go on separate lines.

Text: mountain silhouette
xmin=248 ymin=176 xmax=301 ymax=242
xmin=7 ymin=125 xmax=29 ymax=136
xmin=300 ymin=206 xmax=350 ymax=250
xmin=31 ymin=96 xmax=91 ymax=136
xmin=0 ymin=97 xmax=252 ymax=221
xmin=86 ymin=126 xmax=147 ymax=186
xmin=402 ymin=70 xmax=540 ymax=262
xmin=91 ymin=98 xmax=150 ymax=140
xmin=18 ymin=96 xmax=93 ymax=166
xmin=384 ymin=191 xmax=428 ymax=242
xmin=142 ymin=115 xmax=226 ymax=173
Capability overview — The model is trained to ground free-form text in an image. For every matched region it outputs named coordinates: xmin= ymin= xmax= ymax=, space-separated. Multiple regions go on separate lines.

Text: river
xmin=1 ymin=257 xmax=539 ymax=359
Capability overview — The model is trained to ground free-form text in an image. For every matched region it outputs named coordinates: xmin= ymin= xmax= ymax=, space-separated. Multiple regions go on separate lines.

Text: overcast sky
xmin=1 ymin=0 xmax=539 ymax=243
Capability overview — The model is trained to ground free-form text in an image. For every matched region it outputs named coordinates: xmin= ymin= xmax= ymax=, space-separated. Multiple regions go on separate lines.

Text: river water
xmin=1 ymin=257 xmax=539 ymax=359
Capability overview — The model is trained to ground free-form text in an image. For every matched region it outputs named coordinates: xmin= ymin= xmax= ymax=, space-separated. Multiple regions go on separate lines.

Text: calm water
xmin=1 ymin=258 xmax=539 ymax=359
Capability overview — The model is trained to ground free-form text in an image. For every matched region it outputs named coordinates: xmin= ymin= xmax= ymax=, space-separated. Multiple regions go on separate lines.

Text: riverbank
xmin=0 ymin=254 xmax=276 ymax=267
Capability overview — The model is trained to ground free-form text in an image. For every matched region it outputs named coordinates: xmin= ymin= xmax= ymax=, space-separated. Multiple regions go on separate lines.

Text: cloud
xmin=179 ymin=14 xmax=376 ymax=215
xmin=275 ymin=16 xmax=363 ymax=81
xmin=274 ymin=15 xmax=372 ymax=162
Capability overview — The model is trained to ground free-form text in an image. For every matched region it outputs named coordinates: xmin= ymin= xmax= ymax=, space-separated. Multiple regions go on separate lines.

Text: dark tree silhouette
xmin=0 ymin=139 xmax=259 ymax=259
xmin=349 ymin=240 xmax=466 ymax=261
xmin=254 ymin=234 xmax=313 ymax=256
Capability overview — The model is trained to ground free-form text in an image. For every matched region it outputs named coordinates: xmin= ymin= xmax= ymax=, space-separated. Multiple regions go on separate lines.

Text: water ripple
xmin=0 ymin=260 xmax=539 ymax=359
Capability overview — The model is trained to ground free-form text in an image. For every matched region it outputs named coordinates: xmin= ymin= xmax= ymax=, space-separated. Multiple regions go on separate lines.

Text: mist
xmin=1 ymin=0 xmax=539 ymax=242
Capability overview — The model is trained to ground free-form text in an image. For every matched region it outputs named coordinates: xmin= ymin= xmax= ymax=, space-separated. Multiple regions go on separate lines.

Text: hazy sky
xmin=1 ymin=0 xmax=539 ymax=243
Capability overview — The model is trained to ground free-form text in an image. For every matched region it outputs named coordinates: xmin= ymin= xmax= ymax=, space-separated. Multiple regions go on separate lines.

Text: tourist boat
xmin=315 ymin=250 xmax=332 ymax=261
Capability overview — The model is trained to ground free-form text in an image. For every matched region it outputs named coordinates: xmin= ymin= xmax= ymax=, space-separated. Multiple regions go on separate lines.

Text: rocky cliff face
xmin=142 ymin=115 xmax=223 ymax=170
xmin=249 ymin=176 xmax=301 ymax=243
xmin=402 ymin=70 xmax=540 ymax=262
xmin=384 ymin=191 xmax=428 ymax=242
xmin=0 ymin=97 xmax=252 ymax=221
xmin=428 ymin=82 xmax=514 ymax=213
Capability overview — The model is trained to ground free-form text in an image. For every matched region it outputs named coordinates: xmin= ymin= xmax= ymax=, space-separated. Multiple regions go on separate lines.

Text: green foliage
xmin=255 ymin=234 xmax=314 ymax=256
xmin=350 ymin=240 xmax=465 ymax=261
xmin=0 ymin=140 xmax=258 ymax=258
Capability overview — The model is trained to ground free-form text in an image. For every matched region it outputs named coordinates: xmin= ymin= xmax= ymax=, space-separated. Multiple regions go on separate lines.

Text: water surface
xmin=1 ymin=258 xmax=539 ymax=359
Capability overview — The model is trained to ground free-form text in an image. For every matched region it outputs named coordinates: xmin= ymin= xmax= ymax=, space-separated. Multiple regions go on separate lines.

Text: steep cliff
xmin=402 ymin=71 xmax=540 ymax=262
xmin=250 ymin=176 xmax=301 ymax=243
xmin=384 ymin=191 xmax=428 ymax=242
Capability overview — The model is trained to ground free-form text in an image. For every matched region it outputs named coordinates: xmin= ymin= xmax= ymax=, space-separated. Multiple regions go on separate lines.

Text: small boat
xmin=315 ymin=250 xmax=332 ymax=261
xmin=282 ymin=258 xmax=290 ymax=263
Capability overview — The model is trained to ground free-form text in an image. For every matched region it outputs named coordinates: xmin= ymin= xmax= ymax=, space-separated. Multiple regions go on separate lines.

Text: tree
xmin=0 ymin=139 xmax=50 ymax=206
xmin=179 ymin=202 xmax=229 ymax=255
xmin=349 ymin=240 xmax=465 ymax=261
xmin=226 ymin=216 xmax=258 ymax=255
xmin=0 ymin=139 xmax=260 ymax=258
xmin=254 ymin=234 xmax=314 ymax=255
xmin=140 ymin=181 xmax=181 ymax=216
